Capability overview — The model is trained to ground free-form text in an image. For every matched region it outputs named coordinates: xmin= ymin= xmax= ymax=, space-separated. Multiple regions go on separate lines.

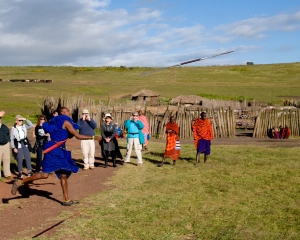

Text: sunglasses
xmin=17 ymin=120 xmax=23 ymax=122
xmin=133 ymin=115 xmax=138 ymax=117
xmin=40 ymin=118 xmax=45 ymax=120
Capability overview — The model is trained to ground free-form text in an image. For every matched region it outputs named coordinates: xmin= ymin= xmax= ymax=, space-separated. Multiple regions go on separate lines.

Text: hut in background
xmin=131 ymin=90 xmax=160 ymax=106
xmin=169 ymin=95 xmax=211 ymax=108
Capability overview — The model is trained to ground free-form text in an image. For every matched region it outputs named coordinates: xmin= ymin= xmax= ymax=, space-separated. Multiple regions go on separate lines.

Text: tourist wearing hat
xmin=0 ymin=111 xmax=12 ymax=180
xmin=77 ymin=109 xmax=97 ymax=170
xmin=100 ymin=113 xmax=120 ymax=168
xmin=124 ymin=112 xmax=144 ymax=166
xmin=10 ymin=114 xmax=34 ymax=178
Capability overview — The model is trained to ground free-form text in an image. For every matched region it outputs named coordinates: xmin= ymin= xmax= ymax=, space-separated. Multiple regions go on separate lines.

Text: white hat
xmin=15 ymin=114 xmax=26 ymax=121
xmin=103 ymin=113 xmax=114 ymax=121
xmin=82 ymin=109 xmax=89 ymax=114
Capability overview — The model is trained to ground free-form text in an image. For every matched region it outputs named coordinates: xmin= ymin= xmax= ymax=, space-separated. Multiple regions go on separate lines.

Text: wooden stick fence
xmin=253 ymin=109 xmax=300 ymax=137
xmin=41 ymin=97 xmax=237 ymax=140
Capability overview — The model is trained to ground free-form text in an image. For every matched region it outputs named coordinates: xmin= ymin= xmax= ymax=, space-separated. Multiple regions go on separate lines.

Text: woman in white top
xmin=10 ymin=114 xmax=33 ymax=179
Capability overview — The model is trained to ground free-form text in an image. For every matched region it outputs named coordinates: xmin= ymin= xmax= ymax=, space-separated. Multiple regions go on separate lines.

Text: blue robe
xmin=42 ymin=115 xmax=79 ymax=178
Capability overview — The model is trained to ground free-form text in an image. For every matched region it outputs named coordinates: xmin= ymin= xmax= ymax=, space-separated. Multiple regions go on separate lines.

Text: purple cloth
xmin=42 ymin=115 xmax=79 ymax=179
xmin=197 ymin=139 xmax=211 ymax=155
xmin=274 ymin=132 xmax=281 ymax=139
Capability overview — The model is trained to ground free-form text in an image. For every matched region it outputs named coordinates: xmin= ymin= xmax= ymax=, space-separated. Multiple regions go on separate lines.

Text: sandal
xmin=62 ymin=200 xmax=80 ymax=206
xmin=11 ymin=179 xmax=23 ymax=195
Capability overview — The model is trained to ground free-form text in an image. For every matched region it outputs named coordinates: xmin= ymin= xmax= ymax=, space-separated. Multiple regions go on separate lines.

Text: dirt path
xmin=0 ymin=132 xmax=299 ymax=239
xmin=0 ymin=137 xmax=122 ymax=240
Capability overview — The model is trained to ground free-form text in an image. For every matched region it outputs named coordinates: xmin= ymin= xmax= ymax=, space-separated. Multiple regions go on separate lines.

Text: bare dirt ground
xmin=0 ymin=131 xmax=299 ymax=239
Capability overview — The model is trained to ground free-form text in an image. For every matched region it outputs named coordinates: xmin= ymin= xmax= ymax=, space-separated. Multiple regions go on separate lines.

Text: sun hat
xmin=82 ymin=109 xmax=89 ymax=114
xmin=15 ymin=114 xmax=26 ymax=121
xmin=103 ymin=113 xmax=114 ymax=120
xmin=132 ymin=112 xmax=138 ymax=116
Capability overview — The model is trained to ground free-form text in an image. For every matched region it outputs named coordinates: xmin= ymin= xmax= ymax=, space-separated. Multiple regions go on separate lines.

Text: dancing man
xmin=11 ymin=107 xmax=100 ymax=206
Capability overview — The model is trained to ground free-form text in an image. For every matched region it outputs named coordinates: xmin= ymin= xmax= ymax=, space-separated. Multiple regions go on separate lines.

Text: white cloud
xmin=78 ymin=0 xmax=110 ymax=8
xmin=215 ymin=11 xmax=300 ymax=39
xmin=0 ymin=1 xmax=298 ymax=66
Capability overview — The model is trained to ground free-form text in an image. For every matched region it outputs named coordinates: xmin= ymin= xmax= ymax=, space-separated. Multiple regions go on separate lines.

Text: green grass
xmin=1 ymin=63 xmax=300 ymax=118
xmin=32 ymin=141 xmax=300 ymax=240
xmin=1 ymin=63 xmax=300 ymax=239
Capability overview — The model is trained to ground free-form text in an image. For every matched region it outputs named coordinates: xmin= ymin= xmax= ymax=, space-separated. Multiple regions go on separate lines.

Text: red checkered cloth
xmin=164 ymin=122 xmax=180 ymax=160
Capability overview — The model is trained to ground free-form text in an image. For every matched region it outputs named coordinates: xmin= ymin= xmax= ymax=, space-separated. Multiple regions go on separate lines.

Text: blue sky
xmin=0 ymin=0 xmax=299 ymax=66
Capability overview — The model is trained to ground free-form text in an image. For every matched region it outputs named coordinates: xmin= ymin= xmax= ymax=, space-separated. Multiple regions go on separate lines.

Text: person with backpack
xmin=10 ymin=114 xmax=33 ymax=178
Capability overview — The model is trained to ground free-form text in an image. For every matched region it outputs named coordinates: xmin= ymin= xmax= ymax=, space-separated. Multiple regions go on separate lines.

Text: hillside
xmin=0 ymin=63 xmax=300 ymax=118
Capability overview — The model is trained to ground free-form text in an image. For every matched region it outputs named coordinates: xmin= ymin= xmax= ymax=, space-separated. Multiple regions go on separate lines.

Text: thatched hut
xmin=169 ymin=95 xmax=211 ymax=108
xmin=132 ymin=90 xmax=160 ymax=106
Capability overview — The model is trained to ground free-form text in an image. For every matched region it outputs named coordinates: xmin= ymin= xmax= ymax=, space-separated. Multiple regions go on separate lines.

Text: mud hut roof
xmin=132 ymin=90 xmax=160 ymax=97
xmin=170 ymin=95 xmax=209 ymax=104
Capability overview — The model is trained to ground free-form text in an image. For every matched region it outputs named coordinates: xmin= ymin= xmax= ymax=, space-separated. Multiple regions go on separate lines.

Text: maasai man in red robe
xmin=281 ymin=125 xmax=291 ymax=139
xmin=158 ymin=116 xmax=180 ymax=167
xmin=138 ymin=110 xmax=150 ymax=151
xmin=192 ymin=112 xmax=214 ymax=166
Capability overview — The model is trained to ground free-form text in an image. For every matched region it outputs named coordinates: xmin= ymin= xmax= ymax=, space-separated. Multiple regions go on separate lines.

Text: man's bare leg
xmin=11 ymin=172 xmax=50 ymax=195
xmin=20 ymin=172 xmax=50 ymax=184
xmin=195 ymin=152 xmax=200 ymax=166
xmin=204 ymin=155 xmax=208 ymax=163
xmin=60 ymin=174 xmax=69 ymax=202
xmin=158 ymin=157 xmax=165 ymax=167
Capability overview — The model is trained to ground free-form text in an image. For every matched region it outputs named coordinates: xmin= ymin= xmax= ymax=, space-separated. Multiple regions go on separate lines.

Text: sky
xmin=0 ymin=0 xmax=300 ymax=67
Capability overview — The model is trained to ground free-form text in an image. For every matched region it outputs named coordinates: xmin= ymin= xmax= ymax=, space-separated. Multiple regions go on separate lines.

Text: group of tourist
xmin=1 ymin=107 xmax=228 ymax=206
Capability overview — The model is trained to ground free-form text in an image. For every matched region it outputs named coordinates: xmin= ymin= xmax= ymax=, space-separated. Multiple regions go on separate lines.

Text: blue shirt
xmin=77 ymin=118 xmax=97 ymax=136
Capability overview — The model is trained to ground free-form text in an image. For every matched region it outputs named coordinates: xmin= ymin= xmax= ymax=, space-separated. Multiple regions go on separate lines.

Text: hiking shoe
xmin=137 ymin=163 xmax=142 ymax=166
xmin=17 ymin=173 xmax=23 ymax=179
xmin=89 ymin=166 xmax=95 ymax=169
xmin=62 ymin=200 xmax=80 ymax=206
xmin=83 ymin=167 xmax=89 ymax=170
xmin=27 ymin=171 xmax=33 ymax=177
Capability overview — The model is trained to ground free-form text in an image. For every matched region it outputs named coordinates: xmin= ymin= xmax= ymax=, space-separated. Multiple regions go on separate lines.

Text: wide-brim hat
xmin=82 ymin=109 xmax=89 ymax=114
xmin=103 ymin=113 xmax=114 ymax=121
xmin=15 ymin=114 xmax=26 ymax=121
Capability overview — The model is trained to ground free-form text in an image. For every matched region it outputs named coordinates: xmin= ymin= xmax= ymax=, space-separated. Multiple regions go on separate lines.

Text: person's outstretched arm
xmin=63 ymin=120 xmax=101 ymax=141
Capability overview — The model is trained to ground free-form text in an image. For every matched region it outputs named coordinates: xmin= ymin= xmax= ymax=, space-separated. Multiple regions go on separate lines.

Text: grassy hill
xmin=1 ymin=63 xmax=300 ymax=119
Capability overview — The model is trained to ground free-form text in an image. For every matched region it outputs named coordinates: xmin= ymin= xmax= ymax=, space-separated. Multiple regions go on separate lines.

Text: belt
xmin=129 ymin=133 xmax=139 ymax=134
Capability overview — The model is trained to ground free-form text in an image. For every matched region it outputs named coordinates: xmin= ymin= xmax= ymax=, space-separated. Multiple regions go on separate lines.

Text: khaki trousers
xmin=124 ymin=138 xmax=143 ymax=164
xmin=81 ymin=139 xmax=95 ymax=168
xmin=0 ymin=142 xmax=11 ymax=177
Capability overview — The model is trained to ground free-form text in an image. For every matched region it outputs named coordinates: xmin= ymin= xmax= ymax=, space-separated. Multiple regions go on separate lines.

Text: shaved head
xmin=59 ymin=107 xmax=70 ymax=116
